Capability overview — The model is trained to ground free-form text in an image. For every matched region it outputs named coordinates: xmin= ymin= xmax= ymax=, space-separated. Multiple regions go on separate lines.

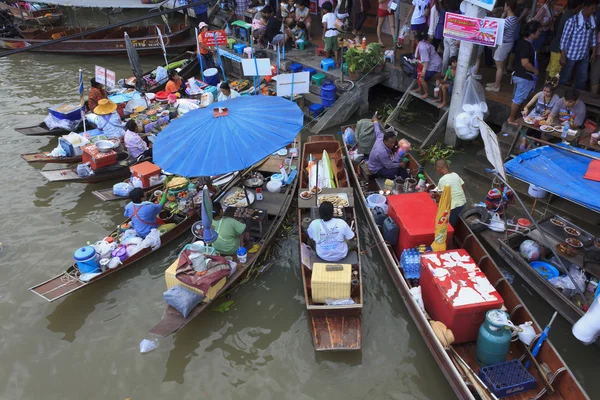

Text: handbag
xmin=400 ymin=55 xmax=417 ymax=77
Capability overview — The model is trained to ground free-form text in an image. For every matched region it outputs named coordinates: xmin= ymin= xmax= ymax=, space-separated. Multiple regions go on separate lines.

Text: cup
xmin=591 ymin=133 xmax=599 ymax=146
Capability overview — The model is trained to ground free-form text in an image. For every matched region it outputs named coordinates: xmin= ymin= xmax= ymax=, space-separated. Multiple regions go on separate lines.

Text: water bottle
xmin=561 ymin=121 xmax=569 ymax=141
xmin=417 ymin=173 xmax=426 ymax=188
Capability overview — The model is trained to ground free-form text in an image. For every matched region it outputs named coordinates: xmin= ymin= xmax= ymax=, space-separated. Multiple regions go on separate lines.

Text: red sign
xmin=201 ymin=30 xmax=228 ymax=47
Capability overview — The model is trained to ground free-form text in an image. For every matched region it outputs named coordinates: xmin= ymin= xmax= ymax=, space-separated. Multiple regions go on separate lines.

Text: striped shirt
xmin=560 ymin=11 xmax=597 ymax=61
xmin=503 ymin=15 xmax=518 ymax=44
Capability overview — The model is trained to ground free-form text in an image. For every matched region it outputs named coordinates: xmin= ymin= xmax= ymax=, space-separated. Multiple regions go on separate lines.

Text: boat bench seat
xmin=359 ymin=161 xmax=387 ymax=191
xmin=314 ymin=250 xmax=358 ymax=266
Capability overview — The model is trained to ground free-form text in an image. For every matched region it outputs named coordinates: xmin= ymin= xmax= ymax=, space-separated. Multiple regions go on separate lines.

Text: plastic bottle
xmin=561 ymin=120 xmax=569 ymax=140
xmin=417 ymin=173 xmax=426 ymax=188
xmin=362 ymin=37 xmax=366 ymax=50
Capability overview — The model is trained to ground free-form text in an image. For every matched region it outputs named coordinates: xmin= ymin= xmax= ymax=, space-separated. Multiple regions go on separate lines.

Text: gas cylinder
xmin=476 ymin=309 xmax=512 ymax=366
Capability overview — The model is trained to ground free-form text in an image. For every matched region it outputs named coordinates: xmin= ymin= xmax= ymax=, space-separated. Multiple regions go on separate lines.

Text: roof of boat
xmin=38 ymin=0 xmax=165 ymax=8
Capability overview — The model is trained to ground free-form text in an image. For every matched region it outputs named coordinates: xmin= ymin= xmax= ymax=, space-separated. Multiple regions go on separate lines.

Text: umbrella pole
xmin=251 ymin=34 xmax=259 ymax=96
xmin=315 ymin=155 xmax=319 ymax=207
xmin=214 ymin=32 xmax=227 ymax=83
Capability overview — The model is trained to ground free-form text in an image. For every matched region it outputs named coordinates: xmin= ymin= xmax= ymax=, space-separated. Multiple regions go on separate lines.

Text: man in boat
xmin=87 ymin=78 xmax=107 ymax=113
xmin=87 ymin=99 xmax=125 ymax=139
xmin=307 ymin=201 xmax=355 ymax=262
xmin=125 ymin=188 xmax=167 ymax=239
xmin=197 ymin=22 xmax=215 ymax=69
xmin=367 ymin=113 xmax=408 ymax=179
xmin=217 ymin=82 xmax=241 ymax=102
xmin=165 ymin=70 xmax=183 ymax=95
xmin=211 ymin=202 xmax=249 ymax=256
xmin=435 ymin=159 xmax=466 ymax=226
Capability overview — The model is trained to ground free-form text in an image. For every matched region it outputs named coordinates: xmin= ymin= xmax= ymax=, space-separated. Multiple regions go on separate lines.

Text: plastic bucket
xmin=204 ymin=68 xmax=220 ymax=86
xmin=74 ymin=246 xmax=100 ymax=274
xmin=321 ymin=83 xmax=336 ymax=101
xmin=366 ymin=193 xmax=386 ymax=209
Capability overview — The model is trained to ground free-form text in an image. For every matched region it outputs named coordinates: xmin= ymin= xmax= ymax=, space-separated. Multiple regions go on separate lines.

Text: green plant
xmin=415 ymin=142 xmax=462 ymax=165
xmin=377 ymin=103 xmax=394 ymax=122
xmin=363 ymin=43 xmax=383 ymax=71
xmin=344 ymin=44 xmax=384 ymax=73
xmin=343 ymin=47 xmax=364 ymax=73
xmin=213 ymin=300 xmax=235 ymax=313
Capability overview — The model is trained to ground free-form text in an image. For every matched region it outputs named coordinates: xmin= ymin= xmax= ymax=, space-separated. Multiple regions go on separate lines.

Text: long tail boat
xmin=29 ymin=172 xmax=240 ymax=302
xmin=297 ymin=135 xmax=362 ymax=351
xmin=0 ymin=2 xmax=63 ymax=26
xmin=341 ymin=125 xmax=589 ymax=399
xmin=149 ymin=141 xmax=302 ymax=338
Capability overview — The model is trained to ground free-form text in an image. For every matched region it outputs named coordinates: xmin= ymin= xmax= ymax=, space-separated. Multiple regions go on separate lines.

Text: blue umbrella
xmin=153 ymin=96 xmax=303 ymax=177
xmin=201 ymin=185 xmax=218 ymax=243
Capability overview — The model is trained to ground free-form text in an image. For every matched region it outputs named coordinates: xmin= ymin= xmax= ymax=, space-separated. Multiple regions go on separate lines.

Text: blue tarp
xmin=153 ymin=96 xmax=303 ymax=177
xmin=504 ymin=144 xmax=600 ymax=213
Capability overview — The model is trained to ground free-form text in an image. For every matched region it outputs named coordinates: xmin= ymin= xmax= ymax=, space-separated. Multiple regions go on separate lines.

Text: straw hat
xmin=198 ymin=22 xmax=208 ymax=30
xmin=94 ymin=99 xmax=117 ymax=115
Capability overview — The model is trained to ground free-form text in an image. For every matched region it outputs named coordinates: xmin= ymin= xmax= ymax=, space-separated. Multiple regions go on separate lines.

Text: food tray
xmin=539 ymin=215 xmax=594 ymax=247
xmin=222 ymin=188 xmax=255 ymax=207
xmin=316 ymin=193 xmax=350 ymax=207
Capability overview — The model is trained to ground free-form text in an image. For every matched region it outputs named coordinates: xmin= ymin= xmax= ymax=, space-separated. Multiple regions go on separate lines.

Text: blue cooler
xmin=74 ymin=246 xmax=100 ymax=274
xmin=48 ymin=103 xmax=84 ymax=121
xmin=204 ymin=68 xmax=220 ymax=86
xmin=204 ymin=85 xmax=218 ymax=98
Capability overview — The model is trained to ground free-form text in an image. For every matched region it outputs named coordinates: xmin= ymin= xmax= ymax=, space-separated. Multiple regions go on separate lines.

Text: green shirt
xmin=211 ymin=217 xmax=246 ymax=255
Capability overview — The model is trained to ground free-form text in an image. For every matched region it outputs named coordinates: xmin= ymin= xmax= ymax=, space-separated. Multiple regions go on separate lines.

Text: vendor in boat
xmin=123 ymin=120 xmax=151 ymax=159
xmin=125 ymin=187 xmax=167 ymax=239
xmin=165 ymin=70 xmax=183 ymax=95
xmin=307 ymin=201 xmax=355 ymax=262
xmin=367 ymin=113 xmax=408 ymax=179
xmin=217 ymin=82 xmax=240 ymax=102
xmin=87 ymin=99 xmax=125 ymax=139
xmin=545 ymin=88 xmax=587 ymax=129
xmin=211 ymin=202 xmax=249 ymax=256
xmin=197 ymin=21 xmax=215 ymax=69
xmin=87 ymin=78 xmax=108 ymax=113
xmin=435 ymin=159 xmax=466 ymax=226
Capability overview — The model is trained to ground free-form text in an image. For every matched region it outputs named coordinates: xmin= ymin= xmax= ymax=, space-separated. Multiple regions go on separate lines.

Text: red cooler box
xmin=130 ymin=161 xmax=161 ymax=188
xmin=420 ymin=249 xmax=504 ymax=343
xmin=387 ymin=192 xmax=454 ymax=257
xmin=81 ymin=144 xmax=117 ymax=171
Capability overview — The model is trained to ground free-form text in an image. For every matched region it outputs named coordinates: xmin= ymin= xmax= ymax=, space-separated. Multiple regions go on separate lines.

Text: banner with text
xmin=443 ymin=13 xmax=503 ymax=47
xmin=95 ymin=65 xmax=116 ymax=87
xmin=201 ymin=30 xmax=228 ymax=47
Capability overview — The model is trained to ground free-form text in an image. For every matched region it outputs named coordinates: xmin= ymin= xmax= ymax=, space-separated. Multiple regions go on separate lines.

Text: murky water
xmin=1 ymin=52 xmax=599 ymax=400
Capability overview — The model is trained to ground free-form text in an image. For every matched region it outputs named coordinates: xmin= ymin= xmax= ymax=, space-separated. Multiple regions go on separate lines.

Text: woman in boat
xmin=87 ymin=99 xmax=125 ymax=139
xmin=307 ymin=201 xmax=355 ymax=262
xmin=211 ymin=202 xmax=248 ymax=256
xmin=125 ymin=187 xmax=167 ymax=239
xmin=87 ymin=78 xmax=107 ymax=113
xmin=123 ymin=120 xmax=151 ymax=159
xmin=217 ymin=82 xmax=240 ymax=102
xmin=165 ymin=70 xmax=182 ymax=94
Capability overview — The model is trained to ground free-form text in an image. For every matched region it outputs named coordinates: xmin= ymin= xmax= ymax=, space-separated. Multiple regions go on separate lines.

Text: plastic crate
xmin=478 ymin=360 xmax=536 ymax=398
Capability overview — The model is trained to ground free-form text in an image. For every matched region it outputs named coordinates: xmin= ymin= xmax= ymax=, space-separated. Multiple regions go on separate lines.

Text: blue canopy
xmin=153 ymin=96 xmax=303 ymax=177
xmin=504 ymin=144 xmax=600 ymax=213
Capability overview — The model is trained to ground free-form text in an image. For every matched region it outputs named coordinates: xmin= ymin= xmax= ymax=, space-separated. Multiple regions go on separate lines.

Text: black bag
xmin=400 ymin=55 xmax=417 ymax=78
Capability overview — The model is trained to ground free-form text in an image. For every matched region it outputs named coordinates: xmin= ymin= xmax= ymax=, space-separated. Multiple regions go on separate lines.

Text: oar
xmin=527 ymin=136 xmax=600 ymax=161
xmin=525 ymin=312 xmax=557 ymax=369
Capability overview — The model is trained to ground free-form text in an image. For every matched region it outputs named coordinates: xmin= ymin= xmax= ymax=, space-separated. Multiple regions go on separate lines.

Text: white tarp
xmin=479 ymin=118 xmax=506 ymax=180
xmin=38 ymin=0 xmax=167 ymax=8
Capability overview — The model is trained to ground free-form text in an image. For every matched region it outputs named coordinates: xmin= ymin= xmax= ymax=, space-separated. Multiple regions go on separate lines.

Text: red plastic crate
xmin=420 ymin=249 xmax=504 ymax=343
xmin=82 ymin=144 xmax=117 ymax=171
xmin=130 ymin=161 xmax=161 ymax=188
xmin=386 ymin=192 xmax=454 ymax=257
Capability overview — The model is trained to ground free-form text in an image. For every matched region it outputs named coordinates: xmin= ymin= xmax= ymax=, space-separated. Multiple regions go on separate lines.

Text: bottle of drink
xmin=561 ymin=120 xmax=569 ymax=141
xmin=417 ymin=173 xmax=426 ymax=188
xmin=362 ymin=37 xmax=366 ymax=51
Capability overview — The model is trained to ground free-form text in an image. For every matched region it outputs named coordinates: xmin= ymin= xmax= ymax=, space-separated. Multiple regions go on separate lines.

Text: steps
xmin=497 ymin=122 xmax=521 ymax=160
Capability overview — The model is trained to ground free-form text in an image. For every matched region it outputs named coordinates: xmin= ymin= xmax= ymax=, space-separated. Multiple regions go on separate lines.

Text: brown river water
xmin=1 ymin=52 xmax=599 ymax=400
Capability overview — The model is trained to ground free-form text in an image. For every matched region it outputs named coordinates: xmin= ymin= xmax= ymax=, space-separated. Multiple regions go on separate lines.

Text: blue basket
xmin=478 ymin=359 xmax=536 ymax=398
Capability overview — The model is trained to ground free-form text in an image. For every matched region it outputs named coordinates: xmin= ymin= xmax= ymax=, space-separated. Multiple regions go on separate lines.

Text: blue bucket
xmin=204 ymin=68 xmax=220 ymax=86
xmin=321 ymin=83 xmax=336 ymax=107
xmin=204 ymin=85 xmax=218 ymax=97
xmin=74 ymin=246 xmax=100 ymax=274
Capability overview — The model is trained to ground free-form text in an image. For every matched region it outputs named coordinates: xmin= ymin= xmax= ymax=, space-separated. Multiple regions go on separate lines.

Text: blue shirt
xmin=124 ymin=201 xmax=163 ymax=238
xmin=560 ymin=11 xmax=597 ymax=61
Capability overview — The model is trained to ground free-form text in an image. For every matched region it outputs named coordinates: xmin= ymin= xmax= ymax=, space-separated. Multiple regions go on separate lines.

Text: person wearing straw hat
xmin=87 ymin=99 xmax=125 ymax=139
xmin=197 ymin=22 xmax=215 ymax=69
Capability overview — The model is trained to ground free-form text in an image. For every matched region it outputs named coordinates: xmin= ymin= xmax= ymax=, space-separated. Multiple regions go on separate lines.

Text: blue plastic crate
xmin=478 ymin=359 xmax=536 ymax=398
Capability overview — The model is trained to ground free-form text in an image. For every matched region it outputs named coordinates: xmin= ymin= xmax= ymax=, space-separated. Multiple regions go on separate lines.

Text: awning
xmin=37 ymin=0 xmax=168 ymax=8
xmin=504 ymin=144 xmax=600 ymax=213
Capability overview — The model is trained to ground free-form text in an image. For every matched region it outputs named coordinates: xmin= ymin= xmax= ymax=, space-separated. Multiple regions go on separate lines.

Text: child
xmin=280 ymin=0 xmax=296 ymax=25
xmin=321 ymin=1 xmax=339 ymax=66
xmin=434 ymin=55 xmax=456 ymax=109
xmin=294 ymin=20 xmax=308 ymax=48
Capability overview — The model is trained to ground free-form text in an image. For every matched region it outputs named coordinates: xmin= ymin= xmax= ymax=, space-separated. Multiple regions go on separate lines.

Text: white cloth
xmin=86 ymin=112 xmax=125 ymax=139
xmin=322 ymin=13 xmax=338 ymax=38
xmin=411 ymin=0 xmax=429 ymax=25
xmin=307 ymin=218 xmax=355 ymax=262
xmin=217 ymin=89 xmax=240 ymax=102
xmin=428 ymin=5 xmax=439 ymax=37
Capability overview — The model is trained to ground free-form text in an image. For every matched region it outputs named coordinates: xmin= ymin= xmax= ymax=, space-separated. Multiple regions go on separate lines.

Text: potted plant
xmin=364 ymin=43 xmax=384 ymax=73
xmin=344 ymin=47 xmax=364 ymax=81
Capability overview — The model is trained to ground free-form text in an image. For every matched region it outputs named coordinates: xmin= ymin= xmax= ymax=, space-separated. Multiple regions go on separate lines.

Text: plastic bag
xmin=44 ymin=113 xmax=81 ymax=131
xmin=409 ymin=286 xmax=425 ymax=313
xmin=519 ymin=239 xmax=541 ymax=262
xmin=154 ymin=66 xmax=168 ymax=84
xmin=324 ymin=298 xmax=355 ymax=305
xmin=398 ymin=24 xmax=410 ymax=41
xmin=140 ymin=228 xmax=161 ymax=251
xmin=49 ymin=145 xmax=67 ymax=158
xmin=343 ymin=127 xmax=356 ymax=147
xmin=76 ymin=163 xmax=94 ymax=178
xmin=131 ymin=176 xmax=143 ymax=188
xmin=113 ymin=182 xmax=133 ymax=197
xmin=108 ymin=257 xmax=122 ymax=269
xmin=517 ymin=321 xmax=536 ymax=345
xmin=139 ymin=338 xmax=159 ymax=353
xmin=463 ymin=75 xmax=489 ymax=119
xmin=573 ymin=295 xmax=600 ymax=345
xmin=163 ymin=285 xmax=205 ymax=318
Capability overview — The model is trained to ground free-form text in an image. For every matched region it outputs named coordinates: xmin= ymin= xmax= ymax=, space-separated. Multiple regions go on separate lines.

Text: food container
xmin=266 ymin=179 xmax=282 ymax=193
xmin=237 ymin=247 xmax=248 ymax=263
xmin=74 ymin=246 xmax=101 ymax=274
xmin=95 ymin=140 xmax=116 ymax=153
xmin=310 ymin=262 xmax=351 ymax=303
xmin=111 ymin=245 xmax=128 ymax=262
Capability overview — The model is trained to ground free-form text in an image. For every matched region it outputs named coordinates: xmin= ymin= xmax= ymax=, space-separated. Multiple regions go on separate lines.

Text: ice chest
xmin=164 ymin=258 xmax=227 ymax=301
xmin=130 ymin=161 xmax=161 ymax=188
xmin=81 ymin=144 xmax=117 ymax=171
xmin=420 ymin=249 xmax=504 ymax=343
xmin=387 ymin=192 xmax=454 ymax=257
xmin=310 ymin=262 xmax=351 ymax=303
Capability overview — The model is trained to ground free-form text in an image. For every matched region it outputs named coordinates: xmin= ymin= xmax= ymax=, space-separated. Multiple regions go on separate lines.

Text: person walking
xmin=376 ymin=0 xmax=396 ymax=47
xmin=559 ymin=0 xmax=597 ymax=90
xmin=546 ymin=0 xmax=581 ymax=80
xmin=508 ymin=20 xmax=541 ymax=126
xmin=486 ymin=0 xmax=519 ymax=92
xmin=351 ymin=0 xmax=370 ymax=38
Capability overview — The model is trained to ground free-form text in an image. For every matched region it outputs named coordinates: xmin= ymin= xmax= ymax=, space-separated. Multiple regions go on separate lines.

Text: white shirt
xmin=428 ymin=5 xmax=439 ymax=36
xmin=217 ymin=89 xmax=240 ymax=102
xmin=307 ymin=218 xmax=355 ymax=262
xmin=322 ymin=13 xmax=338 ymax=38
xmin=411 ymin=0 xmax=429 ymax=25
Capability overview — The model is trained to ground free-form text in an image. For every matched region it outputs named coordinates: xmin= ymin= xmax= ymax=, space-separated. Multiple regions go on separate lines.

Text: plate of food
xmin=223 ymin=189 xmax=255 ymax=207
xmin=550 ymin=217 xmax=566 ymax=227
xmin=564 ymin=226 xmax=581 ymax=236
xmin=523 ymin=116 xmax=535 ymax=124
xmin=317 ymin=194 xmax=350 ymax=207
xmin=300 ymin=190 xmax=313 ymax=200
xmin=540 ymin=125 xmax=555 ymax=132
xmin=310 ymin=186 xmax=322 ymax=194
xmin=557 ymin=243 xmax=578 ymax=257
xmin=566 ymin=237 xmax=583 ymax=248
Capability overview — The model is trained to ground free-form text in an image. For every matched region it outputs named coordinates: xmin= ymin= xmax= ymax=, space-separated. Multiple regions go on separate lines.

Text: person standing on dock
xmin=321 ymin=1 xmax=340 ymax=67
xmin=367 ymin=113 xmax=408 ymax=180
xmin=435 ymin=159 xmax=466 ymax=226
xmin=198 ymin=22 xmax=215 ymax=69
xmin=87 ymin=78 xmax=107 ymax=114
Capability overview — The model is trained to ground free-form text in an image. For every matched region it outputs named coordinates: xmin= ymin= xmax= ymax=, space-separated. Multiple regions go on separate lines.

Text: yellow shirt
xmin=438 ymin=172 xmax=466 ymax=210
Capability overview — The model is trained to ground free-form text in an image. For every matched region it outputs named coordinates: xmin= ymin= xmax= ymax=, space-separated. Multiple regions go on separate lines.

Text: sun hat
xmin=198 ymin=22 xmax=208 ymax=30
xmin=94 ymin=99 xmax=117 ymax=115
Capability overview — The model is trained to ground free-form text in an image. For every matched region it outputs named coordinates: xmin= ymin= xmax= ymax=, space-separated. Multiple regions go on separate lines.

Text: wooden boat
xmin=149 ymin=141 xmax=301 ymax=338
xmin=0 ymin=2 xmax=62 ymax=26
xmin=298 ymin=135 xmax=362 ymax=351
xmin=342 ymin=128 xmax=589 ymax=399
xmin=0 ymin=24 xmax=194 ymax=55
xmin=15 ymin=121 xmax=84 ymax=137
xmin=38 ymin=152 xmax=135 ymax=184
xmin=21 ymin=151 xmax=82 ymax=164
xmin=29 ymin=174 xmax=241 ymax=302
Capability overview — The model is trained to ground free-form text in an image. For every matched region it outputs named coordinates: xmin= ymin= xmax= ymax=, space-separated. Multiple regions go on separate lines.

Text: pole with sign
xmin=95 ymin=65 xmax=116 ymax=88
xmin=214 ymin=31 xmax=227 ymax=83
